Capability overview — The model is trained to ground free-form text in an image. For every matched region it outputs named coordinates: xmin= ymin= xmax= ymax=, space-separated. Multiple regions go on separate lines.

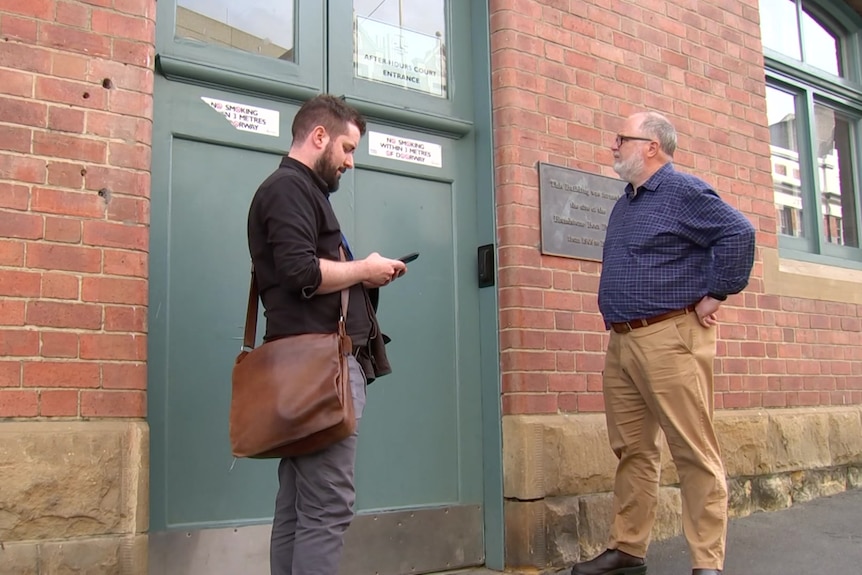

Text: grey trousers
xmin=270 ymin=355 xmax=367 ymax=575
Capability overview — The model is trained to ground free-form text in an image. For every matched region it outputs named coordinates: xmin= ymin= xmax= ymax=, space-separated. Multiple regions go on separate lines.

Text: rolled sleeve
xmin=260 ymin=179 xmax=323 ymax=295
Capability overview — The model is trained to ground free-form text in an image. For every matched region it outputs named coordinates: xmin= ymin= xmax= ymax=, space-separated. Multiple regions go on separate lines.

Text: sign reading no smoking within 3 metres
xmin=201 ymin=97 xmax=280 ymax=137
xmin=355 ymin=16 xmax=445 ymax=97
xmin=368 ymin=131 xmax=443 ymax=168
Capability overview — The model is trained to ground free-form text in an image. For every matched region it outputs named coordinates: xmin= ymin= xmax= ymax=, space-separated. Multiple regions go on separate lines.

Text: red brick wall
xmin=0 ymin=0 xmax=155 ymax=418
xmin=490 ymin=0 xmax=862 ymax=415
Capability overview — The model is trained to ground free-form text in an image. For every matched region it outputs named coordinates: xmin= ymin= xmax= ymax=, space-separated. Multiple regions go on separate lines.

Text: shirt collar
xmin=280 ymin=156 xmax=331 ymax=197
xmin=626 ymin=162 xmax=674 ymax=198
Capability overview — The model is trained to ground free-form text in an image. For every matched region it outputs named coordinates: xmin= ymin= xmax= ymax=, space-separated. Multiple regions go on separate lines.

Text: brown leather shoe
xmin=570 ymin=548 xmax=647 ymax=575
xmin=692 ymin=571 xmax=721 ymax=575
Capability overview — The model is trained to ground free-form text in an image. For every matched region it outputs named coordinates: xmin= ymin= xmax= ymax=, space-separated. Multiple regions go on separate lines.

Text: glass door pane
xmin=353 ymin=0 xmax=447 ymax=97
xmin=156 ymin=0 xmax=323 ymax=97
xmin=176 ymin=0 xmax=295 ymax=61
xmin=328 ymin=0 xmax=474 ymax=123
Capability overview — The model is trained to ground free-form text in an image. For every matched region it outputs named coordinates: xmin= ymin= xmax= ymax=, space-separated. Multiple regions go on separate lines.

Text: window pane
xmin=759 ymin=0 xmax=801 ymax=60
xmin=813 ymin=104 xmax=859 ymax=247
xmin=176 ymin=0 xmax=295 ymax=61
xmin=802 ymin=10 xmax=842 ymax=76
xmin=354 ymin=0 xmax=448 ymax=98
xmin=766 ymin=87 xmax=806 ymax=238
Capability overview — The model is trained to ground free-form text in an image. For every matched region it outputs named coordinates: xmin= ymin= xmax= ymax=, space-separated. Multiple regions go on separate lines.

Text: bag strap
xmin=242 ymin=268 xmax=260 ymax=351
xmin=242 ymin=246 xmax=350 ymax=351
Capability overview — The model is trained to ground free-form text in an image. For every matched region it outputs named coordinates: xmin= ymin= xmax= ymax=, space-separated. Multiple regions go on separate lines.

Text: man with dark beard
xmin=247 ymin=94 xmax=406 ymax=575
xmin=569 ymin=112 xmax=755 ymax=575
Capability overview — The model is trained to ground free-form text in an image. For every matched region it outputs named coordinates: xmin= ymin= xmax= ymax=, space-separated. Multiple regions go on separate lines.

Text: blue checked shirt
xmin=598 ymin=163 xmax=756 ymax=324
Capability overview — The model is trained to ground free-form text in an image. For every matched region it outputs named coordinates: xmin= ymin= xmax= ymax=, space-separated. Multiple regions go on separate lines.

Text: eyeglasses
xmin=614 ymin=135 xmax=655 ymax=147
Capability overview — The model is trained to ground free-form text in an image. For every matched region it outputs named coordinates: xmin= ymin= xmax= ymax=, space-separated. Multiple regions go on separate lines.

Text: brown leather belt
xmin=610 ymin=305 xmax=696 ymax=334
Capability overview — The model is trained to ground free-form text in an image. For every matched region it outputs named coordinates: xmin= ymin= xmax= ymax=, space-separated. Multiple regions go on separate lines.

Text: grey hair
xmin=638 ymin=112 xmax=677 ymax=157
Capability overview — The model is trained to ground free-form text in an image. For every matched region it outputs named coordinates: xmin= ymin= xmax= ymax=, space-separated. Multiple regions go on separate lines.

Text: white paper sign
xmin=368 ymin=131 xmax=443 ymax=168
xmin=355 ymin=17 xmax=445 ymax=97
xmin=201 ymin=97 xmax=280 ymax=137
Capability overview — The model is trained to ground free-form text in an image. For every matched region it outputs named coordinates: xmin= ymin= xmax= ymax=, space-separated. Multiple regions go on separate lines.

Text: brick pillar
xmin=0 ymin=1 xmax=155 ymax=572
xmin=489 ymin=0 xmax=775 ymax=568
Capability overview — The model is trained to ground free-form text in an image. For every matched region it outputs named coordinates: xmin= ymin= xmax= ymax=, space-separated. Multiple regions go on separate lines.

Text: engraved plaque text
xmin=538 ymin=163 xmax=625 ymax=261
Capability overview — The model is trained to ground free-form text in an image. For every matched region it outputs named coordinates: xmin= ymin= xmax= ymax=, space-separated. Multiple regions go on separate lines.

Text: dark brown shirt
xmin=247 ymin=157 xmax=373 ymax=346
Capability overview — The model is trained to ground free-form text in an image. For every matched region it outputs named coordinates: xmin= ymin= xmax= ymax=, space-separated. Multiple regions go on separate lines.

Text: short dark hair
xmin=291 ymin=94 xmax=366 ymax=143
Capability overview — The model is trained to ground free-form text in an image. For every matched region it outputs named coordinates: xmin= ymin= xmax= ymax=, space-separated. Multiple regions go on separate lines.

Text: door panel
xmin=351 ymin=171 xmax=460 ymax=509
xmin=164 ymin=139 xmax=280 ymax=526
xmin=150 ymin=1 xmax=489 ymax=572
xmin=149 ymin=79 xmax=298 ymax=531
xmin=331 ymin=121 xmax=484 ymax=515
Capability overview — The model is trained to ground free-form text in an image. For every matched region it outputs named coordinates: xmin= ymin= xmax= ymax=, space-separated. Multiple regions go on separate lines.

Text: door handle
xmin=477 ymin=244 xmax=495 ymax=288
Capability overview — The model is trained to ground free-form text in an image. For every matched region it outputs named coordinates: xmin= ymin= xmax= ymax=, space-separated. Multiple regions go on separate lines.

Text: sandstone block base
xmin=0 ymin=421 xmax=149 ymax=575
xmin=503 ymin=407 xmax=862 ymax=569
xmin=1 ymin=535 xmax=148 ymax=575
xmin=504 ymin=488 xmax=683 ymax=569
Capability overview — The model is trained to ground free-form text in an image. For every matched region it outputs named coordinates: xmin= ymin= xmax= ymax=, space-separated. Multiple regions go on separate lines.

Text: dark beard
xmin=313 ymin=145 xmax=341 ymax=192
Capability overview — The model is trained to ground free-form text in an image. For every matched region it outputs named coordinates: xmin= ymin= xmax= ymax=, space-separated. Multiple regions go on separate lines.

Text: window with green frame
xmin=760 ymin=0 xmax=862 ymax=268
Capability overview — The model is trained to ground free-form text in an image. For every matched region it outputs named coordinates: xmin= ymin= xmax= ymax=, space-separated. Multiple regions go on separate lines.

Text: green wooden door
xmin=148 ymin=2 xmax=500 ymax=574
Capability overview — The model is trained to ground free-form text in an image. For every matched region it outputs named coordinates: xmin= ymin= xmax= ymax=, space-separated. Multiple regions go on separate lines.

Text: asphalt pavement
xmin=645 ymin=488 xmax=862 ymax=574
xmin=455 ymin=489 xmax=862 ymax=575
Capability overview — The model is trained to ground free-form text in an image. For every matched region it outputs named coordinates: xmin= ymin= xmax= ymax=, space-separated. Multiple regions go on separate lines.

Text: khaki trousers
xmin=603 ymin=311 xmax=727 ymax=570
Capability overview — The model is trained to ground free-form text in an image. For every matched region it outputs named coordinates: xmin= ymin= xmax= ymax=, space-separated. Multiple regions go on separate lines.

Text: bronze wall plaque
xmin=538 ymin=162 xmax=625 ymax=262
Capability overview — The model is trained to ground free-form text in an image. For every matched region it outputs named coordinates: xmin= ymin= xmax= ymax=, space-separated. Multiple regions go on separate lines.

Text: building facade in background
xmin=0 ymin=0 xmax=860 ymax=573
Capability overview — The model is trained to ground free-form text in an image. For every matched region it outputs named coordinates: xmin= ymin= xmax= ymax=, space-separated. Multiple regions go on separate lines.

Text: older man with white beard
xmin=569 ymin=112 xmax=756 ymax=575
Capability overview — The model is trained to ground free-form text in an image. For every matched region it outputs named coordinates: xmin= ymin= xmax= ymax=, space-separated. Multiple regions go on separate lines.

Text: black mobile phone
xmin=398 ymin=252 xmax=420 ymax=264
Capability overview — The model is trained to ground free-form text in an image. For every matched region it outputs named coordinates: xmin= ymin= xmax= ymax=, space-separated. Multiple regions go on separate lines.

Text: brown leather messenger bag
xmin=229 ymin=258 xmax=355 ymax=459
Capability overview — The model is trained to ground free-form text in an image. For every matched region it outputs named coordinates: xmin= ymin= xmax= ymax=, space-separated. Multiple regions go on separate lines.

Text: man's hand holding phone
xmin=362 ymin=252 xmax=406 ymax=288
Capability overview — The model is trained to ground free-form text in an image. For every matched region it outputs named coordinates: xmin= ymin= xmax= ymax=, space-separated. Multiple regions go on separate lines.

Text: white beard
xmin=613 ymin=153 xmax=645 ymax=185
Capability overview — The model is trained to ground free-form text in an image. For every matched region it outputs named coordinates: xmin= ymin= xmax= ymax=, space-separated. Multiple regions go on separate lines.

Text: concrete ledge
xmin=762 ymin=247 xmax=862 ymax=305
xmin=0 ymin=420 xmax=149 ymax=574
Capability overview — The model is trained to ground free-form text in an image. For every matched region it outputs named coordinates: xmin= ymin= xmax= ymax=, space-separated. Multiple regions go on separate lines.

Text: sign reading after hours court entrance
xmin=538 ymin=163 xmax=625 ymax=262
xmin=355 ymin=16 xmax=445 ymax=97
